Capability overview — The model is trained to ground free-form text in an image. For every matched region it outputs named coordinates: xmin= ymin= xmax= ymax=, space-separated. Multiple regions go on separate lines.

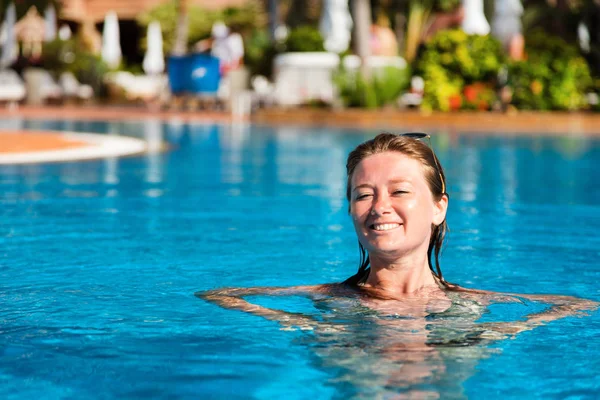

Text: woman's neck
xmin=364 ymin=255 xmax=437 ymax=295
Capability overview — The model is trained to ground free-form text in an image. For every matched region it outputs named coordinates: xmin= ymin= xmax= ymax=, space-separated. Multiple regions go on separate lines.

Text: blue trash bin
xmin=188 ymin=54 xmax=220 ymax=95
xmin=167 ymin=55 xmax=190 ymax=95
xmin=167 ymin=54 xmax=221 ymax=96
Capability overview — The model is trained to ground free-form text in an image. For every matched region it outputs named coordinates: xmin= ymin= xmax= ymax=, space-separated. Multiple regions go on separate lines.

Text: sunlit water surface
xmin=1 ymin=118 xmax=599 ymax=399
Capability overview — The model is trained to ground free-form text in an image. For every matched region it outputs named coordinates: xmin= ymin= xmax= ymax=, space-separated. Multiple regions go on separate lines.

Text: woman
xmin=198 ymin=132 xmax=597 ymax=335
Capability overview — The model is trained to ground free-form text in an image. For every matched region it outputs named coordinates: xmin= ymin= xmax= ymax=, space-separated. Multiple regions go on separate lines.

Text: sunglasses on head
xmin=399 ymin=132 xmax=446 ymax=194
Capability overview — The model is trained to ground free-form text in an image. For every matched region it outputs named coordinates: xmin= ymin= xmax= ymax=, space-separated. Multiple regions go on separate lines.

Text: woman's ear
xmin=433 ymin=194 xmax=448 ymax=226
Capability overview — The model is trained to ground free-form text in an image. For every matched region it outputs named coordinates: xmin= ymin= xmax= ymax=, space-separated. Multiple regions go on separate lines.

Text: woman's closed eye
xmin=392 ymin=190 xmax=409 ymax=195
xmin=354 ymin=193 xmax=373 ymax=201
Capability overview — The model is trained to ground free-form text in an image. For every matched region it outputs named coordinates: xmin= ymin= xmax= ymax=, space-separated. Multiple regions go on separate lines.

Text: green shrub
xmin=70 ymin=51 xmax=111 ymax=95
xmin=333 ymin=66 xmax=411 ymax=109
xmin=41 ymin=38 xmax=109 ymax=95
xmin=416 ymin=29 xmax=504 ymax=111
xmin=283 ymin=26 xmax=325 ymax=53
xmin=508 ymin=30 xmax=592 ymax=111
xmin=417 ymin=29 xmax=504 ymax=83
xmin=419 ymin=64 xmax=463 ymax=112
xmin=507 ymin=61 xmax=549 ymax=110
xmin=244 ymin=29 xmax=279 ymax=78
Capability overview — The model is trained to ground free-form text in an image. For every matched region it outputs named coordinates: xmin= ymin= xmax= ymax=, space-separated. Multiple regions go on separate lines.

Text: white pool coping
xmin=0 ymin=132 xmax=148 ymax=165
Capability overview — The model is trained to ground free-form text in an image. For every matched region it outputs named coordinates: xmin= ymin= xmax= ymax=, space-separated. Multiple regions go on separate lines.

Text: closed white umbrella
xmin=142 ymin=21 xmax=165 ymax=75
xmin=44 ymin=4 xmax=57 ymax=41
xmin=101 ymin=11 xmax=122 ymax=69
xmin=0 ymin=3 xmax=18 ymax=68
xmin=319 ymin=0 xmax=353 ymax=53
xmin=461 ymin=0 xmax=490 ymax=35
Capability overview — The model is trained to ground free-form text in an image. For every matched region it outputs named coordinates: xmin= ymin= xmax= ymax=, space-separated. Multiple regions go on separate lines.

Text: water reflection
xmin=220 ymin=123 xmax=250 ymax=186
xmin=274 ymin=126 xmax=346 ymax=211
xmin=103 ymin=157 xmax=119 ymax=184
xmin=499 ymin=143 xmax=517 ymax=209
xmin=454 ymin=141 xmax=480 ymax=203
xmin=144 ymin=118 xmax=164 ymax=184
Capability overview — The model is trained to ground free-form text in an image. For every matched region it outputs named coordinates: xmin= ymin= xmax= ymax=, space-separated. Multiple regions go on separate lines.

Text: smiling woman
xmin=343 ymin=132 xmax=450 ymax=291
xmin=198 ymin=132 xmax=598 ymax=390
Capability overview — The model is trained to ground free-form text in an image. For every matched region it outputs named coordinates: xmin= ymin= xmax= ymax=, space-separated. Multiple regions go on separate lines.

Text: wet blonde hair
xmin=343 ymin=132 xmax=450 ymax=287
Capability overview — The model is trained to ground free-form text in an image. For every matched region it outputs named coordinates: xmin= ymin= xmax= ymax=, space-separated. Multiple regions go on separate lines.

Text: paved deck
xmin=0 ymin=105 xmax=599 ymax=164
xmin=253 ymin=109 xmax=600 ymax=136
xmin=0 ymin=105 xmax=232 ymax=123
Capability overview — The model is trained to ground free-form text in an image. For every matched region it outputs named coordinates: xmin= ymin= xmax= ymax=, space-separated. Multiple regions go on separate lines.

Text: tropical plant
xmin=137 ymin=1 xmax=267 ymax=55
xmin=244 ymin=29 xmax=278 ymax=77
xmin=404 ymin=0 xmax=433 ymax=63
xmin=333 ymin=65 xmax=411 ymax=109
xmin=508 ymin=30 xmax=593 ymax=110
xmin=138 ymin=3 xmax=217 ymax=54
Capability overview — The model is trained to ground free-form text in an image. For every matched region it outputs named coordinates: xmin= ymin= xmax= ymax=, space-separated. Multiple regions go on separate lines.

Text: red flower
xmin=464 ymin=85 xmax=477 ymax=103
xmin=449 ymin=94 xmax=462 ymax=111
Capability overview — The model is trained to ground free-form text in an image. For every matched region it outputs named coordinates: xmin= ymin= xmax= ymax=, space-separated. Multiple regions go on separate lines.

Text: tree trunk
xmin=172 ymin=0 xmax=189 ymax=56
xmin=268 ymin=0 xmax=278 ymax=41
xmin=353 ymin=0 xmax=372 ymax=78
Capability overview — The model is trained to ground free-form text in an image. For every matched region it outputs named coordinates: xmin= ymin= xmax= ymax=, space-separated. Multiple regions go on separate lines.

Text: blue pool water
xmin=1 ymin=119 xmax=599 ymax=399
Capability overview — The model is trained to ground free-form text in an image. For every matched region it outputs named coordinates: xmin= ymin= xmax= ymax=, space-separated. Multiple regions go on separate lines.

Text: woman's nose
xmin=371 ymin=193 xmax=392 ymax=216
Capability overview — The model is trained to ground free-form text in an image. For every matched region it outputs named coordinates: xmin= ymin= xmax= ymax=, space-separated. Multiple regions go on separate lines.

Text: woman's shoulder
xmin=442 ymin=285 xmax=527 ymax=305
xmin=278 ymin=282 xmax=350 ymax=296
xmin=198 ymin=283 xmax=351 ymax=300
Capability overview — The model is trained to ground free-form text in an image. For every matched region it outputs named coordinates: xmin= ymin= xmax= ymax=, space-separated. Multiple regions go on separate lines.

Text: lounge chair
xmin=105 ymin=71 xmax=168 ymax=103
xmin=59 ymin=71 xmax=93 ymax=102
xmin=0 ymin=69 xmax=26 ymax=107
xmin=250 ymin=75 xmax=275 ymax=109
xmin=22 ymin=68 xmax=62 ymax=104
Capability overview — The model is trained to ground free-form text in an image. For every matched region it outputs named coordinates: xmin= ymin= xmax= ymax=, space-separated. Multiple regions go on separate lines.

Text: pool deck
xmin=252 ymin=108 xmax=600 ymax=136
xmin=0 ymin=105 xmax=599 ymax=163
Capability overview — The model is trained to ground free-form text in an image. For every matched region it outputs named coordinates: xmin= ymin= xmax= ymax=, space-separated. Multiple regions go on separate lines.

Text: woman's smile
xmin=369 ymin=222 xmax=402 ymax=232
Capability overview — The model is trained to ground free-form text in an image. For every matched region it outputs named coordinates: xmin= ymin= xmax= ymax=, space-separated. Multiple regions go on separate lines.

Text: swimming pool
xmin=1 ymin=119 xmax=599 ymax=399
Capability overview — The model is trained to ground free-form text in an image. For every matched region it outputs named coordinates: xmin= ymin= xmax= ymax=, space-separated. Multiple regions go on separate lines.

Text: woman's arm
xmin=476 ymin=292 xmax=599 ymax=337
xmin=196 ymin=285 xmax=341 ymax=331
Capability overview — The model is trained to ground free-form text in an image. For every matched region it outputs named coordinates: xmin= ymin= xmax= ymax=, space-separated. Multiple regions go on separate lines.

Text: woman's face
xmin=349 ymin=151 xmax=447 ymax=261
